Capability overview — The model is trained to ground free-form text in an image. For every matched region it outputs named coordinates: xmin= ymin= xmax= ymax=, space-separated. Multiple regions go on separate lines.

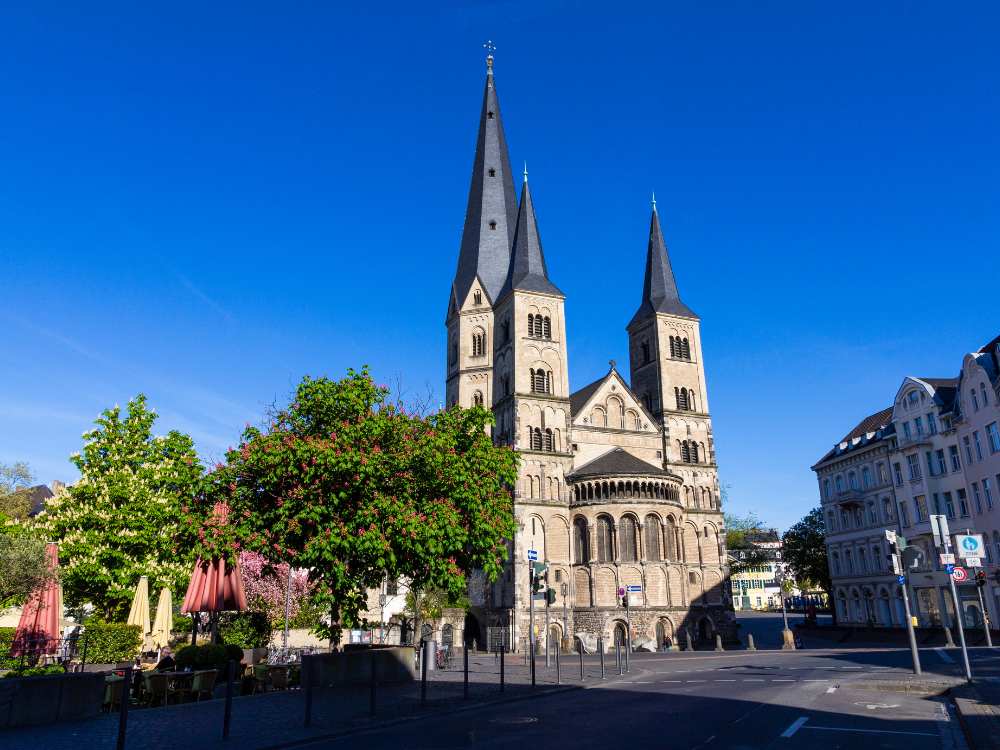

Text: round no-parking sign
xmin=952 ymin=566 xmax=968 ymax=583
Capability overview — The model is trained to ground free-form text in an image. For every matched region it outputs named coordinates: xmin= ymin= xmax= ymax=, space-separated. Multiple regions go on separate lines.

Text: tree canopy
xmin=0 ymin=461 xmax=35 ymax=521
xmin=31 ymin=395 xmax=204 ymax=619
xmin=185 ymin=368 xmax=519 ymax=641
xmin=724 ymin=511 xmax=773 ymax=574
xmin=781 ymin=507 xmax=830 ymax=595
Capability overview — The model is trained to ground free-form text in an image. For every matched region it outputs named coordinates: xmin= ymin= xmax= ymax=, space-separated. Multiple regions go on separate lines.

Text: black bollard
xmin=303 ymin=657 xmax=313 ymax=728
xmin=599 ymin=637 xmax=605 ymax=679
xmin=116 ymin=666 xmax=131 ymax=750
xmin=420 ymin=643 xmax=428 ymax=706
xmin=369 ymin=652 xmax=377 ymax=717
xmin=222 ymin=659 xmax=235 ymax=739
xmin=463 ymin=646 xmax=469 ymax=700
xmin=625 ymin=639 xmax=630 ymax=673
xmin=578 ymin=643 xmax=584 ymax=681
xmin=617 ymin=644 xmax=623 ymax=675
xmin=555 ymin=643 xmax=561 ymax=685
xmin=500 ymin=643 xmax=505 ymax=693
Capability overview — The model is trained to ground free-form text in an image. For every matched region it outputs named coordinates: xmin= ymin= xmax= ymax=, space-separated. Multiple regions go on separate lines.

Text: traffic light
xmin=531 ymin=562 xmax=548 ymax=594
xmin=976 ymin=570 xmax=987 ymax=588
xmin=545 ymin=587 xmax=557 ymax=605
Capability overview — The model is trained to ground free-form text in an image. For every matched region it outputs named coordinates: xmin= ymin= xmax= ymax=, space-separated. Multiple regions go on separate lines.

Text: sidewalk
xmin=952 ymin=680 xmax=1000 ymax=750
xmin=0 ymin=652 xmax=616 ymax=750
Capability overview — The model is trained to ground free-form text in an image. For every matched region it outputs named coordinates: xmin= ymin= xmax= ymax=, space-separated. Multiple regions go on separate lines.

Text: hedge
xmin=0 ymin=627 xmax=16 ymax=670
xmin=175 ymin=643 xmax=243 ymax=671
xmin=220 ymin=611 xmax=271 ymax=649
xmin=80 ymin=623 xmax=142 ymax=664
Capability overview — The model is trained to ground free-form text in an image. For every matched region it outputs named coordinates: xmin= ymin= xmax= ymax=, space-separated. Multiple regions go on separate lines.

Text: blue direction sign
xmin=945 ymin=563 xmax=955 ymax=574
xmin=897 ymin=575 xmax=906 ymax=585
xmin=627 ymin=585 xmax=642 ymax=593
xmin=527 ymin=549 xmax=538 ymax=562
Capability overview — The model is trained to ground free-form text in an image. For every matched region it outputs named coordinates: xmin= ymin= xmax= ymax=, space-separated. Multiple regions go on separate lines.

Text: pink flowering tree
xmin=239 ymin=551 xmax=314 ymax=627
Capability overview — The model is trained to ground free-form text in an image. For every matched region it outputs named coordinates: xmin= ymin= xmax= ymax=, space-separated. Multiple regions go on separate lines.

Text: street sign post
xmin=931 ymin=523 xmax=973 ymax=682
xmin=889 ymin=534 xmax=921 ymax=676
xmin=527 ymin=549 xmax=538 ymax=562
xmin=897 ymin=575 xmax=906 ymax=585
xmin=955 ymin=534 xmax=985 ymax=559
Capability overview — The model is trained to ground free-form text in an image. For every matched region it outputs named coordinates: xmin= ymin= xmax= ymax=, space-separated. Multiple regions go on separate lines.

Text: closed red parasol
xmin=13 ymin=542 xmax=62 ymax=657
xmin=180 ymin=555 xmax=248 ymax=613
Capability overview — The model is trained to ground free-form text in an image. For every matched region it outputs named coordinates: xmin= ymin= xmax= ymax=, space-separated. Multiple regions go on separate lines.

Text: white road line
xmin=743 ymin=679 xmax=765 ymax=682
xmin=936 ymin=648 xmax=956 ymax=663
xmin=686 ymin=679 xmax=707 ymax=683
xmin=781 ymin=717 xmax=809 ymax=738
xmin=713 ymin=679 xmax=736 ymax=682
xmin=825 ymin=686 xmax=837 ymax=694
xmin=772 ymin=679 xmax=795 ymax=682
xmin=660 ymin=680 xmax=682 ymax=683
xmin=803 ymin=726 xmax=937 ymax=737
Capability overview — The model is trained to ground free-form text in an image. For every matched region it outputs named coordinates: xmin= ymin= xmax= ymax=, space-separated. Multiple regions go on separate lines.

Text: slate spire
xmin=629 ymin=201 xmax=697 ymax=326
xmin=497 ymin=167 xmax=563 ymax=300
xmin=449 ymin=53 xmax=519 ymax=314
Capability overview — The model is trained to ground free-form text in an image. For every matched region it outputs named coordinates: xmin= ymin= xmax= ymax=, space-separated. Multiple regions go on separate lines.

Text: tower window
xmin=488 ymin=221 xmax=497 ymax=230
xmin=487 ymin=111 xmax=495 ymax=119
xmin=641 ymin=340 xmax=650 ymax=364
xmin=473 ymin=290 xmax=482 ymax=305
xmin=473 ymin=390 xmax=484 ymax=407
xmin=488 ymin=168 xmax=496 ymax=177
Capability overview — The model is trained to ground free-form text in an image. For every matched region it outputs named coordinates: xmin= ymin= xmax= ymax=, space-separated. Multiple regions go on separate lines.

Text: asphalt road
xmin=295 ymin=642 xmax=982 ymax=750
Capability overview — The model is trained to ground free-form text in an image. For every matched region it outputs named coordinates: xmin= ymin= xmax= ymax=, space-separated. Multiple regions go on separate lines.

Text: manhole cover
xmin=490 ymin=716 xmax=539 ymax=725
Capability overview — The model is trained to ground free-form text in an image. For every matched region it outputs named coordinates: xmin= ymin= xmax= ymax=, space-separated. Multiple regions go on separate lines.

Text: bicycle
xmin=435 ymin=646 xmax=452 ymax=670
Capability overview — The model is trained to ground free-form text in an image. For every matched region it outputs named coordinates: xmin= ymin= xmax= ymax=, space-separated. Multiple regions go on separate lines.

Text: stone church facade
xmin=445 ymin=55 xmax=733 ymax=652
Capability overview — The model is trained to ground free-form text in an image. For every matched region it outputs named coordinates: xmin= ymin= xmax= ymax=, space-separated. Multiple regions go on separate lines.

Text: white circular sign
xmin=952 ymin=566 xmax=968 ymax=583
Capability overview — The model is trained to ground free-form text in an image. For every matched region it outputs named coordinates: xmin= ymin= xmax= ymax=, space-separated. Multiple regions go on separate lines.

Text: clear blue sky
xmin=2 ymin=2 xmax=997 ymax=530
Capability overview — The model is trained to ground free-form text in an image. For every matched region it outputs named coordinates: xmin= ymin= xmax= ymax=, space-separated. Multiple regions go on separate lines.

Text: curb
xmin=259 ymin=682 xmax=582 ymax=750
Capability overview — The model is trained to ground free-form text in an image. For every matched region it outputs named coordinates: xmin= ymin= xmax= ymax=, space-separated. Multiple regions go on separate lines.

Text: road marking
xmin=686 ymin=679 xmax=707 ymax=683
xmin=660 ymin=680 xmax=683 ymax=683
xmin=803 ymin=726 xmax=937 ymax=737
xmin=803 ymin=679 xmax=829 ymax=682
xmin=743 ymin=678 xmax=765 ymax=682
xmin=936 ymin=648 xmax=955 ymax=663
xmin=713 ymin=679 xmax=736 ymax=682
xmin=825 ymin=686 xmax=837 ymax=694
xmin=772 ymin=679 xmax=795 ymax=682
xmin=781 ymin=717 xmax=809 ymax=738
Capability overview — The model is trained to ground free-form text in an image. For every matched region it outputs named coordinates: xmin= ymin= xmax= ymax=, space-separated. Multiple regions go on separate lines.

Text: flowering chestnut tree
xmin=33 ymin=396 xmax=203 ymax=619
xmin=239 ymin=551 xmax=313 ymax=626
xmin=187 ymin=368 xmax=518 ymax=640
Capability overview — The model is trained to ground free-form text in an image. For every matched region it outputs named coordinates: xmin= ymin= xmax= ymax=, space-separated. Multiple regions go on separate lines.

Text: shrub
xmin=175 ymin=644 xmax=197 ymax=671
xmin=3 ymin=664 xmax=64 ymax=678
xmin=175 ymin=643 xmax=240 ymax=672
xmin=0 ymin=627 xmax=16 ymax=670
xmin=81 ymin=623 xmax=142 ymax=664
xmin=219 ymin=611 xmax=271 ymax=649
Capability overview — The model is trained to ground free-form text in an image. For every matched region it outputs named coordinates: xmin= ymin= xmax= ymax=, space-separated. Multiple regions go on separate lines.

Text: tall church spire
xmin=629 ymin=203 xmax=697 ymax=326
xmin=449 ymin=53 xmax=519 ymax=314
xmin=497 ymin=171 xmax=563 ymax=299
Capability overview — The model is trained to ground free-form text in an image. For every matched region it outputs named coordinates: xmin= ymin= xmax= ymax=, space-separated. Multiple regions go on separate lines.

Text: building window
xmin=906 ymin=454 xmax=921 ymax=481
xmin=926 ymin=451 xmax=936 ymax=477
xmin=982 ymin=383 xmax=990 ymax=407
xmin=488 ymin=220 xmax=497 ymax=230
xmin=957 ymin=489 xmax=969 ymax=517
xmin=903 ymin=421 xmax=912 ymax=440
xmin=914 ymin=495 xmax=928 ymax=522
xmin=473 ymin=390 xmax=484 ymax=408
xmin=898 ymin=502 xmax=910 ymax=527
xmin=877 ymin=463 xmax=888 ymax=483
xmin=680 ymin=440 xmax=699 ymax=464
xmin=868 ymin=502 xmax=878 ymax=525
xmin=831 ymin=551 xmax=840 ymax=575
xmin=596 ymin=516 xmax=614 ymax=562
xmin=935 ymin=450 xmax=947 ymax=476
xmin=675 ymin=387 xmax=694 ymax=411
xmin=893 ymin=463 xmax=903 ymax=486
xmin=669 ymin=336 xmax=692 ymax=360
xmin=619 ymin=516 xmax=638 ymax=561
xmin=544 ymin=428 xmax=554 ymax=452
xmin=573 ymin=517 xmax=589 ymax=563
xmin=529 ymin=368 xmax=552 ymax=394
xmin=972 ymin=482 xmax=983 ymax=514
xmin=488 ymin=168 xmax=496 ymax=177
xmin=985 ymin=478 xmax=994 ymax=510
xmin=915 ymin=416 xmax=924 ymax=435
xmin=835 ymin=475 xmax=844 ymax=493
xmin=964 ymin=436 xmax=974 ymax=465
xmin=862 ymin=466 xmax=872 ymax=489
xmin=823 ymin=479 xmax=831 ymax=499
xmin=944 ymin=492 xmax=956 ymax=519
xmin=848 ymin=471 xmax=858 ymax=490
xmin=473 ymin=290 xmax=482 ymax=305
xmin=882 ymin=497 xmax=894 ymax=520
xmin=471 ymin=329 xmax=486 ymax=357
xmin=988 ymin=422 xmax=1000 ymax=454
xmin=950 ymin=445 xmax=961 ymax=472
xmin=971 ymin=388 xmax=980 ymax=412
xmin=928 ymin=412 xmax=938 ymax=434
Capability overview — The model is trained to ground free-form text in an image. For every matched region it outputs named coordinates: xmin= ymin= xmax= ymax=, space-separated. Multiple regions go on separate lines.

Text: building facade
xmin=729 ymin=531 xmax=804 ymax=611
xmin=445 ymin=55 xmax=733 ymax=652
xmin=814 ymin=334 xmax=1000 ymax=631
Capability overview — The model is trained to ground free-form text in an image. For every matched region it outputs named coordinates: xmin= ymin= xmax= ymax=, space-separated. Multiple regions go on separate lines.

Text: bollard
xmin=578 ymin=643 xmax=584 ymax=681
xmin=80 ymin=632 xmax=89 ymax=672
xmin=625 ymin=639 xmax=630 ymax=673
xmin=599 ymin=637 xmax=606 ymax=679
xmin=555 ymin=643 xmax=561 ymax=685
xmin=617 ymin=644 xmax=623 ymax=676
xmin=685 ymin=629 xmax=694 ymax=652
xmin=747 ymin=633 xmax=757 ymax=651
xmin=222 ymin=659 xmax=235 ymax=739
xmin=530 ymin=638 xmax=536 ymax=688
xmin=463 ymin=645 xmax=469 ymax=700
xmin=369 ymin=651 xmax=377 ymax=717
xmin=500 ymin=643 xmax=505 ymax=693
xmin=944 ymin=626 xmax=956 ymax=649
xmin=715 ymin=634 xmax=724 ymax=653
xmin=420 ymin=643 xmax=428 ymax=706
xmin=116 ymin=665 xmax=132 ymax=750
xmin=303 ymin=657 xmax=313 ymax=728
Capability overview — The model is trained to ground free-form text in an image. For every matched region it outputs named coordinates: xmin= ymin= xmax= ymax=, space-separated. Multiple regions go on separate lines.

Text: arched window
xmin=591 ymin=406 xmax=606 ymax=427
xmin=644 ymin=515 xmax=661 ymax=561
xmin=573 ymin=517 xmax=589 ymax=563
xmin=596 ymin=516 xmax=614 ymax=562
xmin=675 ymin=387 xmax=688 ymax=411
xmin=471 ymin=328 xmax=486 ymax=357
xmin=687 ymin=389 xmax=696 ymax=411
xmin=543 ymin=316 xmax=551 ymax=339
xmin=690 ymin=442 xmax=699 ymax=463
xmin=530 ymin=427 xmax=542 ymax=451
xmin=669 ymin=336 xmax=678 ymax=358
xmin=544 ymin=428 xmax=554 ymax=452
xmin=680 ymin=441 xmax=690 ymax=463
xmin=473 ymin=290 xmax=482 ymax=304
xmin=664 ymin=517 xmax=678 ymax=560
xmin=619 ymin=516 xmax=638 ymax=562
xmin=473 ymin=391 xmax=483 ymax=408
xmin=641 ymin=340 xmax=650 ymax=364
xmin=527 ymin=314 xmax=535 ymax=337
xmin=681 ymin=338 xmax=691 ymax=359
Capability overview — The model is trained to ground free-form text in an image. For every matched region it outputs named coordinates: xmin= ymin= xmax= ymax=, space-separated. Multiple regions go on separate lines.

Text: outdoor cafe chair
xmin=269 ymin=666 xmax=289 ymax=691
xmin=143 ymin=672 xmax=171 ymax=707
xmin=190 ymin=669 xmax=217 ymax=701
xmin=103 ymin=676 xmax=125 ymax=712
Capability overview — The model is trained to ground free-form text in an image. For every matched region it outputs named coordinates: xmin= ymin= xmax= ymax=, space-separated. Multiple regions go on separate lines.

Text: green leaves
xmin=193 ymin=368 xmax=518 ymax=641
xmin=781 ymin=507 xmax=830 ymax=595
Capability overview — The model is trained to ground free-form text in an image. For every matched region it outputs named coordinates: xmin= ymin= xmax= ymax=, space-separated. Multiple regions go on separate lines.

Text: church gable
xmin=571 ymin=368 xmax=657 ymax=433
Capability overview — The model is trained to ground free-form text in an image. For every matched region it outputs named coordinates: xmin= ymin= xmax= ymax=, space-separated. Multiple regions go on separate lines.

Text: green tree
xmin=781 ymin=507 xmax=831 ymax=607
xmin=32 ymin=395 xmax=204 ymax=619
xmin=0 ymin=462 xmax=34 ymax=521
xmin=186 ymin=368 xmax=519 ymax=642
xmin=724 ymin=511 xmax=772 ymax=574
xmin=0 ymin=530 xmax=58 ymax=606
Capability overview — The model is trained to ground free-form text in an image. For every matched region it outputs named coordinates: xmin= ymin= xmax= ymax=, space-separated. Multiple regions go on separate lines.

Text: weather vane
xmin=484 ymin=40 xmax=496 ymax=73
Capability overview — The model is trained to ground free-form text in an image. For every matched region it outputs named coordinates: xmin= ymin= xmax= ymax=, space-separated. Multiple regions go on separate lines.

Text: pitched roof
xmin=628 ymin=206 xmax=697 ymax=327
xmin=569 ymin=374 xmax=606 ymax=417
xmin=449 ymin=63 xmax=519 ymax=313
xmin=917 ymin=377 xmax=958 ymax=411
xmin=814 ymin=406 xmax=895 ymax=466
xmin=567 ymin=447 xmax=670 ymax=478
xmin=496 ymin=177 xmax=563 ymax=300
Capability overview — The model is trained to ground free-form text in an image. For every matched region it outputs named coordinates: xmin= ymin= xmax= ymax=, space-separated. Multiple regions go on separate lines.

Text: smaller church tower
xmin=445 ymin=52 xmax=519 ymax=410
xmin=627 ymin=201 xmax=720 ymax=508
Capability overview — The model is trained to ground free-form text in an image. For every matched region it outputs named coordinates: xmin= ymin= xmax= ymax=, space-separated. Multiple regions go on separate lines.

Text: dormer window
xmin=489 ymin=221 xmax=497 ymax=230
xmin=488 ymin=168 xmax=496 ymax=177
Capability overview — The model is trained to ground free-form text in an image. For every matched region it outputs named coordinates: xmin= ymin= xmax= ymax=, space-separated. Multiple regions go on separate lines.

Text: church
xmin=445 ymin=53 xmax=733 ymax=651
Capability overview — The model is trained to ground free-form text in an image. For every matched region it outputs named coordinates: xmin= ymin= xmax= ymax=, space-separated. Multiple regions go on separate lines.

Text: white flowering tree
xmin=32 ymin=395 xmax=204 ymax=620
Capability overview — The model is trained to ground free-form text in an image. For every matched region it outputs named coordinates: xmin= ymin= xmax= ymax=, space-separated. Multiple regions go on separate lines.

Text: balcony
xmin=896 ymin=434 xmax=932 ymax=451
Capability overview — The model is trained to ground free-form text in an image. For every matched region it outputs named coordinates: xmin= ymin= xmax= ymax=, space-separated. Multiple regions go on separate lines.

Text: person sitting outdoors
xmin=154 ymin=647 xmax=176 ymax=672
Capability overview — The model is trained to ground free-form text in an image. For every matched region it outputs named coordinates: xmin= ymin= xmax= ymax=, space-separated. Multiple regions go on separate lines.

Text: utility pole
xmin=931 ymin=515 xmax=972 ymax=682
xmin=887 ymin=530 xmax=921 ymax=675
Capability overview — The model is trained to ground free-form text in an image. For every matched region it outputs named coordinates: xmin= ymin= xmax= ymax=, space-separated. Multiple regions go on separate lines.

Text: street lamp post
xmin=560 ymin=582 xmax=568 ymax=649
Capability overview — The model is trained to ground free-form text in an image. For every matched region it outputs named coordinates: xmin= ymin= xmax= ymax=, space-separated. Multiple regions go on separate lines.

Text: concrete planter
xmin=303 ymin=646 xmax=415 ymax=686
xmin=0 ymin=672 xmax=105 ymax=729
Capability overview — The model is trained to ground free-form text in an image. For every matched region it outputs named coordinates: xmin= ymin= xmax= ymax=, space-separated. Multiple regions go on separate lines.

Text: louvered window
xmin=644 ymin=515 xmax=661 ymax=561
xmin=544 ymin=428 xmax=554 ymax=452
xmin=573 ymin=518 xmax=589 ymax=563
xmin=543 ymin=317 xmax=551 ymax=339
xmin=620 ymin=516 xmax=638 ymax=561
xmin=681 ymin=338 xmax=691 ymax=359
xmin=530 ymin=427 xmax=542 ymax=451
xmin=596 ymin=517 xmax=614 ymax=562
